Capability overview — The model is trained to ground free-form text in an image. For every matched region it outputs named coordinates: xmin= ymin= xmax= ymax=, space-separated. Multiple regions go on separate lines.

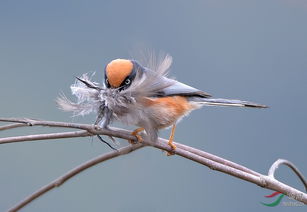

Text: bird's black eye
xmin=125 ymin=78 xmax=131 ymax=85
xmin=105 ymin=79 xmax=110 ymax=88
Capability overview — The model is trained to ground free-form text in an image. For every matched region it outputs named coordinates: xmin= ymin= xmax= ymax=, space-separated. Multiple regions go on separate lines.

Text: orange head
xmin=105 ymin=59 xmax=136 ymax=89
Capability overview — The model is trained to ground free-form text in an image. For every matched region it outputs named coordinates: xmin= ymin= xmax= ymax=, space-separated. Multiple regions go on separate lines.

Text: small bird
xmin=57 ymin=53 xmax=267 ymax=151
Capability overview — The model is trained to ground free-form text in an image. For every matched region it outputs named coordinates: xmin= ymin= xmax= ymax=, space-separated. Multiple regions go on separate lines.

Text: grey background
xmin=0 ymin=0 xmax=306 ymax=211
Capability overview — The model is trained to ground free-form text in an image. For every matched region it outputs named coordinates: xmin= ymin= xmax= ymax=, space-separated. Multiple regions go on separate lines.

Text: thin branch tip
xmin=268 ymin=158 xmax=307 ymax=192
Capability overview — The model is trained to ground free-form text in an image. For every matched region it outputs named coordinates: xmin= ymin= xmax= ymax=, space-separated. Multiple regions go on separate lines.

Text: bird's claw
xmin=129 ymin=127 xmax=144 ymax=144
xmin=166 ymin=140 xmax=176 ymax=156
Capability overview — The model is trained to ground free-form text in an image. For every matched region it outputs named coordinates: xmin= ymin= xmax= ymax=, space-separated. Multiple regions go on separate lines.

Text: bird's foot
xmin=129 ymin=127 xmax=144 ymax=144
xmin=166 ymin=138 xmax=177 ymax=156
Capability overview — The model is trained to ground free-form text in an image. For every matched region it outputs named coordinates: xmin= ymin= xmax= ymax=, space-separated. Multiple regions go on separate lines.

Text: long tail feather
xmin=191 ymin=97 xmax=268 ymax=108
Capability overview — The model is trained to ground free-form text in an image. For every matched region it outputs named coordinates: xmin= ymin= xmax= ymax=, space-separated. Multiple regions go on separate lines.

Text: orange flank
xmin=143 ymin=96 xmax=192 ymax=117
xmin=106 ymin=59 xmax=133 ymax=88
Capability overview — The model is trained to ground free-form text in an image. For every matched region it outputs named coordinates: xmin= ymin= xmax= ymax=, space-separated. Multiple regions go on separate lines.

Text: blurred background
xmin=0 ymin=0 xmax=306 ymax=211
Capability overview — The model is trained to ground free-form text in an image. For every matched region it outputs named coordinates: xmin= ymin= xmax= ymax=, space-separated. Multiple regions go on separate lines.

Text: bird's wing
xmin=154 ymin=77 xmax=211 ymax=98
xmin=125 ymin=52 xmax=211 ymax=98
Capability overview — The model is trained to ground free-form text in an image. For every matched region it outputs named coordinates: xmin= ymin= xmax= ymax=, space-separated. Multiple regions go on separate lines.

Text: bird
xmin=57 ymin=53 xmax=267 ymax=152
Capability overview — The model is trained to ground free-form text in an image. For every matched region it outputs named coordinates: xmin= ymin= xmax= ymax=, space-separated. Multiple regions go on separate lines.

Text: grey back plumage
xmin=155 ymin=79 xmax=211 ymax=98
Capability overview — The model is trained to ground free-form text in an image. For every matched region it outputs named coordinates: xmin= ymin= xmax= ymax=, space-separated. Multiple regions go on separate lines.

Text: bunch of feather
xmin=56 ymin=73 xmax=103 ymax=117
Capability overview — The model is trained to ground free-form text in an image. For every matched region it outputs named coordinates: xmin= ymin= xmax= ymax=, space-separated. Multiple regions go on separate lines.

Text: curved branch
xmin=148 ymin=140 xmax=307 ymax=203
xmin=268 ymin=159 xmax=307 ymax=192
xmin=7 ymin=143 xmax=144 ymax=212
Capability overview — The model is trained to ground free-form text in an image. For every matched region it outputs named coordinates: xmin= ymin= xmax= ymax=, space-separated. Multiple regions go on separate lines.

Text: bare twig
xmin=0 ymin=123 xmax=27 ymax=131
xmin=0 ymin=118 xmax=96 ymax=131
xmin=0 ymin=131 xmax=91 ymax=144
xmin=7 ymin=143 xmax=144 ymax=212
xmin=0 ymin=118 xmax=262 ymax=177
xmin=148 ymin=139 xmax=307 ymax=203
xmin=0 ymin=117 xmax=306 ymax=211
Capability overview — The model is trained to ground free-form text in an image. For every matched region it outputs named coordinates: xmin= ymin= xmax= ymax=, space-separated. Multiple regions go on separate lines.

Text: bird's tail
xmin=190 ymin=97 xmax=268 ymax=108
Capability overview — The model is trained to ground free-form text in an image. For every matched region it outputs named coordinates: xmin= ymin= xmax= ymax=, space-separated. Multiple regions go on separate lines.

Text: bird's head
xmin=105 ymin=59 xmax=141 ymax=91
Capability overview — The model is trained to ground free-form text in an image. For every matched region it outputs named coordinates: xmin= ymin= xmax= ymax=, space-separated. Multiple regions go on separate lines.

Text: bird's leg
xmin=129 ymin=127 xmax=144 ymax=144
xmin=166 ymin=124 xmax=177 ymax=156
